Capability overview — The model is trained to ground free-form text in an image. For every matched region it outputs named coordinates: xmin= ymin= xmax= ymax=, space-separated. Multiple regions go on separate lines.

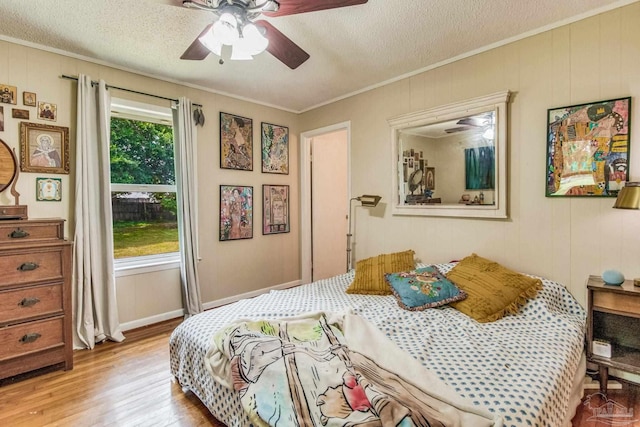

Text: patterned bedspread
xmin=170 ymin=263 xmax=586 ymax=427
xmin=207 ymin=311 xmax=499 ymax=427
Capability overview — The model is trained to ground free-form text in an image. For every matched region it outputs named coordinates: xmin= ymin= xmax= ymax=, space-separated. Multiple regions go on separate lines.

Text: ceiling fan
xmin=180 ymin=0 xmax=369 ymax=69
xmin=445 ymin=113 xmax=494 ymax=135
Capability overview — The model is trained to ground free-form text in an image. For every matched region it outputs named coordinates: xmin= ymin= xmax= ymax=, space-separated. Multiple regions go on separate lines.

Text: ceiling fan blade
xmin=445 ymin=127 xmax=472 ymax=134
xmin=264 ymin=0 xmax=368 ymax=17
xmin=180 ymin=23 xmax=213 ymax=60
xmin=256 ymin=20 xmax=310 ymax=69
xmin=457 ymin=118 xmax=481 ymax=127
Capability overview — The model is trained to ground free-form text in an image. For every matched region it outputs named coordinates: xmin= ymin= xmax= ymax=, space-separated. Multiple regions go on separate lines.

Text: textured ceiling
xmin=0 ymin=0 xmax=635 ymax=112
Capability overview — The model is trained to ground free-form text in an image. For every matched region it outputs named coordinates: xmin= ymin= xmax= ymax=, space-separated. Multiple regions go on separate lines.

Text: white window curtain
xmin=73 ymin=74 xmax=125 ymax=349
xmin=173 ymin=97 xmax=203 ymax=316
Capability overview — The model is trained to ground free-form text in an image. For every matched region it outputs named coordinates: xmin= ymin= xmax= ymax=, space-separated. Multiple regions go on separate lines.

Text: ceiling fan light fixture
xmin=230 ymin=42 xmax=254 ymax=60
xmin=240 ymin=23 xmax=269 ymax=55
xmin=198 ymin=26 xmax=223 ymax=56
xmin=212 ymin=12 xmax=239 ymax=45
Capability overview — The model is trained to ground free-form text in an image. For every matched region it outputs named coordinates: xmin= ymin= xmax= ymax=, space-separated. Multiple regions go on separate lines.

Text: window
xmin=110 ymin=98 xmax=179 ymax=273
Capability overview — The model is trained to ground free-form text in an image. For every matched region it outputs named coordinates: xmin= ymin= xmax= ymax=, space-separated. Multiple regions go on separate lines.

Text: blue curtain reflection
xmin=465 ymin=146 xmax=495 ymax=190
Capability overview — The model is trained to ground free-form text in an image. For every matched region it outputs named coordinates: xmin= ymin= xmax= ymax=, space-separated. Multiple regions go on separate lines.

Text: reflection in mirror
xmin=0 ymin=138 xmax=17 ymax=194
xmin=388 ymin=91 xmax=510 ymax=218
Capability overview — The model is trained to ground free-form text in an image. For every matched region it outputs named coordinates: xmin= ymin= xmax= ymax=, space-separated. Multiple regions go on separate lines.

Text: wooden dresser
xmin=0 ymin=218 xmax=73 ymax=380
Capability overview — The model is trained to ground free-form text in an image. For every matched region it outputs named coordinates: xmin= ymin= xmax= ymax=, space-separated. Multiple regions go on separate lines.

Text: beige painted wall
xmin=0 ymin=41 xmax=300 ymax=326
xmin=299 ymin=3 xmax=640 ymax=308
xmin=1 ymin=2 xmax=638 ymax=326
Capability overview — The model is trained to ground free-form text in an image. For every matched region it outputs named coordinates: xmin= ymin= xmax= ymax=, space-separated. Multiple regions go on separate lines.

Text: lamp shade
xmin=613 ymin=182 xmax=640 ymax=209
xmin=358 ymin=195 xmax=382 ymax=207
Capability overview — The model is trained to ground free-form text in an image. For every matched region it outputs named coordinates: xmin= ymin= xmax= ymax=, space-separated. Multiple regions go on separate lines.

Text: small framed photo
xmin=38 ymin=102 xmax=57 ymax=122
xmin=19 ymin=122 xmax=70 ymax=174
xmin=263 ymin=185 xmax=289 ymax=235
xmin=36 ymin=177 xmax=62 ymax=201
xmin=261 ymin=122 xmax=289 ymax=174
xmin=220 ymin=112 xmax=253 ymax=171
xmin=0 ymin=106 xmax=4 ymax=132
xmin=425 ymin=167 xmax=435 ymax=190
xmin=220 ymin=185 xmax=253 ymax=241
xmin=12 ymin=109 xmax=29 ymax=120
xmin=23 ymin=91 xmax=36 ymax=107
xmin=0 ymin=84 xmax=17 ymax=105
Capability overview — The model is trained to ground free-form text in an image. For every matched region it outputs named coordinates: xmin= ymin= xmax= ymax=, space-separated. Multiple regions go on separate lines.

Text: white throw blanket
xmin=205 ymin=310 xmax=502 ymax=427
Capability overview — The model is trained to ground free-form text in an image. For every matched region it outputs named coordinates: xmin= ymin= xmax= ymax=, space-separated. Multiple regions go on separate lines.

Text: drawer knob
xmin=19 ymin=297 xmax=40 ymax=307
xmin=17 ymin=262 xmax=39 ymax=271
xmin=9 ymin=228 xmax=29 ymax=239
xmin=19 ymin=333 xmax=41 ymax=344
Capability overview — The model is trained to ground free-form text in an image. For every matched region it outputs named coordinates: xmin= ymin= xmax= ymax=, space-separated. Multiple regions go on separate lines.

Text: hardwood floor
xmin=2 ymin=317 xmax=640 ymax=426
xmin=572 ymin=382 xmax=640 ymax=426
xmin=0 ymin=318 xmax=224 ymax=427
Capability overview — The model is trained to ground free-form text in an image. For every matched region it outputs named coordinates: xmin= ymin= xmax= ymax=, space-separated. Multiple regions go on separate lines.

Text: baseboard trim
xmin=120 ymin=309 xmax=185 ymax=331
xmin=119 ymin=279 xmax=302 ymax=331
xmin=203 ymin=279 xmax=301 ymax=310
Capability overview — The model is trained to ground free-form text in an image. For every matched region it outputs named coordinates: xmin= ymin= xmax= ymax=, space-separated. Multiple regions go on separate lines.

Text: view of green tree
xmin=110 ymin=118 xmax=175 ymax=185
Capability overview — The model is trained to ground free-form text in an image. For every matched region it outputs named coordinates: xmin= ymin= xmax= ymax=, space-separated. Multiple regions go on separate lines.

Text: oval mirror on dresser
xmin=0 ymin=138 xmax=17 ymax=194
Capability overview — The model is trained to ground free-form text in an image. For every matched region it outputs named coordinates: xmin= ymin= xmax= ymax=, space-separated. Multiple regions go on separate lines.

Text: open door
xmin=300 ymin=123 xmax=350 ymax=283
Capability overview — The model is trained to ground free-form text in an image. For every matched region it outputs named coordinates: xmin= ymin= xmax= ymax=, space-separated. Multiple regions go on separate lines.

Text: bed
xmin=170 ymin=260 xmax=586 ymax=427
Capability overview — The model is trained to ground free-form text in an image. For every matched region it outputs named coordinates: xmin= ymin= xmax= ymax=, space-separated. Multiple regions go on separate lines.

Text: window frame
xmin=110 ymin=98 xmax=180 ymax=276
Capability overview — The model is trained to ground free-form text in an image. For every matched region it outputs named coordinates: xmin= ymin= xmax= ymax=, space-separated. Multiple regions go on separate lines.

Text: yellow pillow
xmin=346 ymin=250 xmax=416 ymax=295
xmin=446 ymin=253 xmax=542 ymax=323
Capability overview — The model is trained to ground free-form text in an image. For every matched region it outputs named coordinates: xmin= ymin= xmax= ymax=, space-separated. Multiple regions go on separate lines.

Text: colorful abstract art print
xmin=220 ymin=185 xmax=253 ymax=241
xmin=261 ymin=122 xmax=289 ymax=174
xmin=546 ymin=97 xmax=631 ymax=197
xmin=220 ymin=112 xmax=253 ymax=171
xmin=263 ymin=185 xmax=289 ymax=235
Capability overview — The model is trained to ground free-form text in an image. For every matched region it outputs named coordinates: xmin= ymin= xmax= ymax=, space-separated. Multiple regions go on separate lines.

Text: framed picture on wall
xmin=220 ymin=185 xmax=253 ymax=241
xmin=465 ymin=146 xmax=495 ymax=190
xmin=38 ymin=102 xmax=57 ymax=122
xmin=425 ymin=167 xmax=435 ymax=190
xmin=23 ymin=91 xmax=36 ymax=107
xmin=12 ymin=108 xmax=29 ymax=119
xmin=546 ymin=96 xmax=631 ymax=197
xmin=263 ymin=184 xmax=289 ymax=235
xmin=19 ymin=122 xmax=70 ymax=174
xmin=36 ymin=177 xmax=62 ymax=201
xmin=261 ymin=122 xmax=289 ymax=174
xmin=220 ymin=112 xmax=253 ymax=171
xmin=0 ymin=84 xmax=17 ymax=105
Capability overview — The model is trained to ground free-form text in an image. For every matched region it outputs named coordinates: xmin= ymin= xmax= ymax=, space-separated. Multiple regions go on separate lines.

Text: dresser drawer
xmin=0 ymin=284 xmax=63 ymax=325
xmin=0 ymin=219 xmax=64 ymax=245
xmin=0 ymin=246 xmax=65 ymax=288
xmin=0 ymin=317 xmax=64 ymax=362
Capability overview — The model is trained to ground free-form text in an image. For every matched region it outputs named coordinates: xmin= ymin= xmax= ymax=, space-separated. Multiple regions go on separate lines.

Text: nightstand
xmin=587 ymin=275 xmax=640 ymax=395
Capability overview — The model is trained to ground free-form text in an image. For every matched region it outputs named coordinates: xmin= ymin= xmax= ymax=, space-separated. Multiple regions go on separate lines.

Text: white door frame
xmin=300 ymin=121 xmax=351 ymax=284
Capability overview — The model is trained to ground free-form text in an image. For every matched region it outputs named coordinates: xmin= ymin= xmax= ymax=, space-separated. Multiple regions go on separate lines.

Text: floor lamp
xmin=347 ymin=194 xmax=382 ymax=272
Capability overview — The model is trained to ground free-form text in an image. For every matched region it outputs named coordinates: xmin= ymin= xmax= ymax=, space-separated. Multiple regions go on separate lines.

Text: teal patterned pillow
xmin=385 ymin=266 xmax=467 ymax=311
